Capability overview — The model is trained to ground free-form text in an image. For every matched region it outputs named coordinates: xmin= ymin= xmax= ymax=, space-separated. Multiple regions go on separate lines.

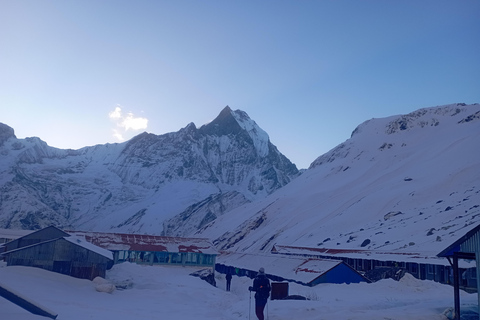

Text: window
xmin=128 ymin=251 xmax=136 ymax=262
xmin=154 ymin=252 xmax=170 ymax=263
xmin=171 ymin=253 xmax=183 ymax=264
xmin=117 ymin=250 xmax=128 ymax=262
xmin=185 ymin=253 xmax=198 ymax=264
xmin=201 ymin=254 xmax=215 ymax=266
xmin=409 ymin=263 xmax=418 ymax=274
xmin=427 ymin=264 xmax=434 ymax=274
xmin=143 ymin=252 xmax=153 ymax=264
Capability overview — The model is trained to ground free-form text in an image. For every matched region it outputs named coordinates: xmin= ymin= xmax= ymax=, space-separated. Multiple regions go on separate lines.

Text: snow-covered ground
xmin=0 ymin=262 xmax=478 ymax=320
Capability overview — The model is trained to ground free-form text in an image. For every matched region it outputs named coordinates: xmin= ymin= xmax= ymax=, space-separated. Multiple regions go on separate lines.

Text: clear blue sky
xmin=1 ymin=1 xmax=479 ymax=169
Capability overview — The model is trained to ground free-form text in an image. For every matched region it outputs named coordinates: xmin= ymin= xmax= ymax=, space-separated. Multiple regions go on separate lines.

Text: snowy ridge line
xmin=230 ymin=108 xmax=270 ymax=157
xmin=197 ymin=103 xmax=480 ymax=259
xmin=0 ymin=106 xmax=299 ymax=234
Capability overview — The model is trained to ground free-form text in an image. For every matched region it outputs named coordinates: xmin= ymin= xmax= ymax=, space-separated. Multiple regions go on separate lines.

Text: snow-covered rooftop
xmin=272 ymin=244 xmax=475 ymax=268
xmin=67 ymin=231 xmax=219 ymax=255
xmin=1 ymin=236 xmax=113 ymax=261
xmin=217 ymin=251 xmax=353 ymax=284
xmin=64 ymin=235 xmax=113 ymax=260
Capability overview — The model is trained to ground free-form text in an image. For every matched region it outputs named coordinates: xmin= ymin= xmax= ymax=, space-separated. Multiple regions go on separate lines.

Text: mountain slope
xmin=0 ymin=106 xmax=299 ymax=234
xmin=196 ymin=103 xmax=480 ymax=255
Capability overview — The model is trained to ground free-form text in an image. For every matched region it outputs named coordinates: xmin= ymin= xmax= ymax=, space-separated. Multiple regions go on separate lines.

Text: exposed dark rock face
xmin=0 ymin=123 xmax=16 ymax=146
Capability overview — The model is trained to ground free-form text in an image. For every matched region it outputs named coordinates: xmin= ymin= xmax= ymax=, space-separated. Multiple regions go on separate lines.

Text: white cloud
xmin=121 ymin=112 xmax=148 ymax=131
xmin=109 ymin=106 xmax=122 ymax=120
xmin=109 ymin=105 xmax=148 ymax=142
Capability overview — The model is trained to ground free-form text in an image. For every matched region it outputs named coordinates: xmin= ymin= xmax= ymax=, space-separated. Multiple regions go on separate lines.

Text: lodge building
xmin=1 ymin=226 xmax=113 ymax=280
xmin=271 ymin=243 xmax=477 ymax=290
xmin=67 ymin=230 xmax=218 ymax=268
xmin=1 ymin=226 xmax=218 ymax=280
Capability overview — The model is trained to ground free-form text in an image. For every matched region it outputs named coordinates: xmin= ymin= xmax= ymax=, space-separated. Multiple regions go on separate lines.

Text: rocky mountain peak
xmin=0 ymin=122 xmax=16 ymax=146
xmin=0 ymin=107 xmax=299 ymax=233
xmin=199 ymin=105 xmax=245 ymax=136
xmin=199 ymin=103 xmax=480 ymax=256
xmin=198 ymin=106 xmax=271 ymax=158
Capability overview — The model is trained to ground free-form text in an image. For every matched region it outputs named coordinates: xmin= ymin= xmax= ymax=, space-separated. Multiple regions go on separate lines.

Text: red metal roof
xmin=67 ymin=231 xmax=218 ymax=255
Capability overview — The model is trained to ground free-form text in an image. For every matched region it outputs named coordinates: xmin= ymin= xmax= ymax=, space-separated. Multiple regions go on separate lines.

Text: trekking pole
xmin=266 ymin=300 xmax=269 ymax=320
xmin=249 ymin=291 xmax=251 ymax=320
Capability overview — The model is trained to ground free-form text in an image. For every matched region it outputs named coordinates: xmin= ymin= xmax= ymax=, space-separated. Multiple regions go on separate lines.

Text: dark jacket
xmin=251 ymin=274 xmax=271 ymax=301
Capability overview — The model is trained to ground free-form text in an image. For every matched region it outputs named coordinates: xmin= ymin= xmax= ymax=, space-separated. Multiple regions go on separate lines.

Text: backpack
xmin=254 ymin=275 xmax=271 ymax=300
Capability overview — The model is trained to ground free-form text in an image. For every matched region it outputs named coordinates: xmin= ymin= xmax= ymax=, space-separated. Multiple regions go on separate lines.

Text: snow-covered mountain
xmin=0 ymin=106 xmax=299 ymax=234
xmin=197 ymin=103 xmax=480 ymax=255
xmin=2 ymin=103 xmax=479 ymax=256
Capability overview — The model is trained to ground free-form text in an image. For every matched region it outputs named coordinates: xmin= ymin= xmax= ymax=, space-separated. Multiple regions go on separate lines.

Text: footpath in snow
xmin=0 ymin=262 xmax=478 ymax=320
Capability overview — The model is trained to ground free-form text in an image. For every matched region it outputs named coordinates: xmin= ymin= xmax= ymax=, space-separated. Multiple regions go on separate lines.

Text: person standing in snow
xmin=249 ymin=267 xmax=271 ymax=320
xmin=226 ymin=271 xmax=232 ymax=291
